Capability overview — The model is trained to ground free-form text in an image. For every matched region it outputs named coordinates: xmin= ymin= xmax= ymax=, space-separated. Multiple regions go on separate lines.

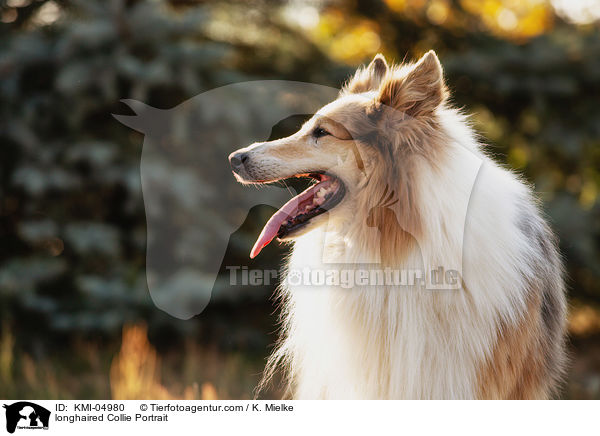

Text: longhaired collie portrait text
xmin=229 ymin=51 xmax=567 ymax=399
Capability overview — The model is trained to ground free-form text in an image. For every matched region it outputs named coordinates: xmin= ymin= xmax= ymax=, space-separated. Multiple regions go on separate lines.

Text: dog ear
xmin=376 ymin=50 xmax=447 ymax=118
xmin=344 ymin=53 xmax=389 ymax=94
xmin=367 ymin=54 xmax=389 ymax=82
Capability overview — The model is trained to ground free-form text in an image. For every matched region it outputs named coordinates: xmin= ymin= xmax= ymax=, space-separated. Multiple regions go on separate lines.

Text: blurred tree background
xmin=0 ymin=0 xmax=599 ymax=399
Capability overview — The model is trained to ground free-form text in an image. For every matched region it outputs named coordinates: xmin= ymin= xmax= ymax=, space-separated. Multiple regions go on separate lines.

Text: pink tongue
xmin=250 ymin=183 xmax=323 ymax=258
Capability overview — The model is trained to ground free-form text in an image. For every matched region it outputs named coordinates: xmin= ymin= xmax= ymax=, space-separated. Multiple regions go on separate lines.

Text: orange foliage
xmin=310 ymin=10 xmax=383 ymax=64
xmin=312 ymin=0 xmax=556 ymax=64
xmin=460 ymin=0 xmax=553 ymax=39
xmin=570 ymin=305 xmax=600 ymax=337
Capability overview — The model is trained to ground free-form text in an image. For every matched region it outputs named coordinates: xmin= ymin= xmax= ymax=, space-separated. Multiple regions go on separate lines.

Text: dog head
xmin=230 ymin=51 xmax=448 ymax=258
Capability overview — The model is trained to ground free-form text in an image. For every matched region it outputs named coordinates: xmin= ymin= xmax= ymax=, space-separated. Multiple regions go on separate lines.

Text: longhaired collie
xmin=229 ymin=51 xmax=567 ymax=399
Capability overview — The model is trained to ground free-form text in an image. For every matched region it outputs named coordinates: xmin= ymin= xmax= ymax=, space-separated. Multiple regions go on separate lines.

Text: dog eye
xmin=313 ymin=127 xmax=330 ymax=138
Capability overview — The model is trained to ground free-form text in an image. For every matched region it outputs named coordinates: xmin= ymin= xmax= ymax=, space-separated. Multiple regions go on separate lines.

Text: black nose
xmin=229 ymin=152 xmax=248 ymax=171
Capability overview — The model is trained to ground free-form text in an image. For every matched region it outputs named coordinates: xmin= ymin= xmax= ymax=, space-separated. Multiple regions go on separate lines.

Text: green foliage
xmin=0 ymin=0 xmax=332 ymax=341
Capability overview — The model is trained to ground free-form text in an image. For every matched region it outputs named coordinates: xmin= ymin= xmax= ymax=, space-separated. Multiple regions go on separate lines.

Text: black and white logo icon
xmin=2 ymin=402 xmax=50 ymax=434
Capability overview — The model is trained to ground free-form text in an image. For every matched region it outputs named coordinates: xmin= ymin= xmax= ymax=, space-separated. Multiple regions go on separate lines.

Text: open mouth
xmin=250 ymin=172 xmax=346 ymax=258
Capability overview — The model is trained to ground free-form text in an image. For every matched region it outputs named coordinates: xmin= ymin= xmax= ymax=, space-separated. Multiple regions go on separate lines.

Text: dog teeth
xmin=317 ymin=188 xmax=326 ymax=198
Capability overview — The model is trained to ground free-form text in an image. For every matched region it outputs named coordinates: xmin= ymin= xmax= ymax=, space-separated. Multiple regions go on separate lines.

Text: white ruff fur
xmin=267 ymin=108 xmax=542 ymax=399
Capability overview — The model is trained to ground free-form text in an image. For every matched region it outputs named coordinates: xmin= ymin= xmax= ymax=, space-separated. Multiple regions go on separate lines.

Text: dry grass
xmin=110 ymin=324 xmax=215 ymax=400
xmin=2 ymin=310 xmax=599 ymax=399
xmin=108 ymin=323 xmax=274 ymax=399
xmin=0 ymin=321 xmax=14 ymax=386
xmin=0 ymin=321 xmax=270 ymax=400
